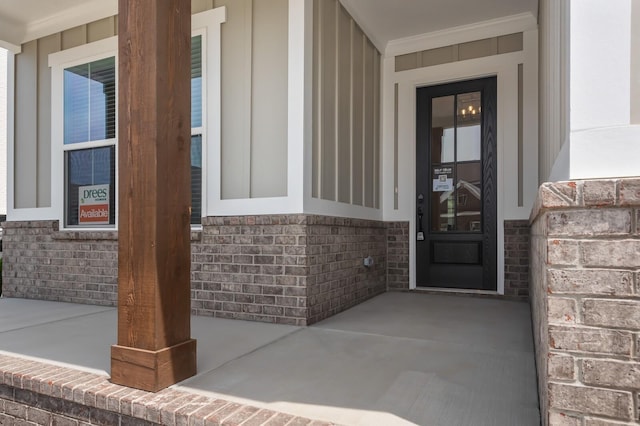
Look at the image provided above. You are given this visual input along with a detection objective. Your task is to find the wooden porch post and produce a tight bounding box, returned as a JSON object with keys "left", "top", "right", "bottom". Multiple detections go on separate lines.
{"left": 110, "top": 0, "right": 196, "bottom": 392}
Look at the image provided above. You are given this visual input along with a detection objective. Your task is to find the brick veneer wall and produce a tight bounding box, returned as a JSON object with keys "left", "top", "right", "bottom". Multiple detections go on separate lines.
{"left": 0, "top": 353, "right": 325, "bottom": 425}
{"left": 530, "top": 179, "right": 640, "bottom": 425}
{"left": 386, "top": 222, "right": 410, "bottom": 290}
{"left": 306, "top": 216, "right": 387, "bottom": 324}
{"left": 2, "top": 221, "right": 118, "bottom": 306}
{"left": 3, "top": 215, "right": 387, "bottom": 326}
{"left": 192, "top": 215, "right": 387, "bottom": 325}
{"left": 504, "top": 220, "right": 530, "bottom": 298}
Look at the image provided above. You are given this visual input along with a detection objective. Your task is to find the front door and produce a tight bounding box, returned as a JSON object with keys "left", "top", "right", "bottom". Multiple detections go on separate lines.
{"left": 416, "top": 77, "right": 497, "bottom": 290}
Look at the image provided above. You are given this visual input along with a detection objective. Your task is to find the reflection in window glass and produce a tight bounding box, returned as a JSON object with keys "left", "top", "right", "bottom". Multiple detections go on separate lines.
{"left": 431, "top": 95, "right": 454, "bottom": 163}
{"left": 64, "top": 57, "right": 116, "bottom": 145}
{"left": 456, "top": 162, "right": 482, "bottom": 232}
{"left": 456, "top": 125, "right": 481, "bottom": 161}
{"left": 456, "top": 91, "right": 481, "bottom": 162}
{"left": 191, "top": 35, "right": 202, "bottom": 128}
{"left": 65, "top": 146, "right": 116, "bottom": 226}
{"left": 191, "top": 135, "right": 202, "bottom": 225}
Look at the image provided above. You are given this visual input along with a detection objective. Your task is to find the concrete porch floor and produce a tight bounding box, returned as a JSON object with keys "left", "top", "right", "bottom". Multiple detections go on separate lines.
{"left": 0, "top": 292, "right": 540, "bottom": 425}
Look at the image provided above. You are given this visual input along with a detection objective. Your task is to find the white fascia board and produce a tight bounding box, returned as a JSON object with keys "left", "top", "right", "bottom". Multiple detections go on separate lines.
{"left": 385, "top": 12, "right": 537, "bottom": 58}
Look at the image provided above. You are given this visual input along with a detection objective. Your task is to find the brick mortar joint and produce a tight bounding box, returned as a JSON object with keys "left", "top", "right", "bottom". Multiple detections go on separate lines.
{"left": 0, "top": 354, "right": 325, "bottom": 425}
{"left": 531, "top": 178, "right": 640, "bottom": 224}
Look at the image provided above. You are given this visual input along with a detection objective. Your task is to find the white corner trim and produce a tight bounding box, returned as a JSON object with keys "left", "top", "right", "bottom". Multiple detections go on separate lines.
{"left": 195, "top": 6, "right": 226, "bottom": 219}
{"left": 385, "top": 12, "right": 537, "bottom": 57}
{"left": 287, "top": 0, "right": 309, "bottom": 212}
{"left": 23, "top": 0, "right": 118, "bottom": 44}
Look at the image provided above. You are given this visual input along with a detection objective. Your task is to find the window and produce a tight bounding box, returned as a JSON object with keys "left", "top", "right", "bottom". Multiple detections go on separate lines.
{"left": 60, "top": 36, "right": 204, "bottom": 227}
{"left": 63, "top": 57, "right": 116, "bottom": 227}
{"left": 51, "top": 7, "right": 225, "bottom": 230}
{"left": 190, "top": 35, "right": 203, "bottom": 225}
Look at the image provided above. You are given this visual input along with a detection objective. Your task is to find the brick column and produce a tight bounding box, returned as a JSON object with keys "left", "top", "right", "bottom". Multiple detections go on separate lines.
{"left": 530, "top": 179, "right": 640, "bottom": 425}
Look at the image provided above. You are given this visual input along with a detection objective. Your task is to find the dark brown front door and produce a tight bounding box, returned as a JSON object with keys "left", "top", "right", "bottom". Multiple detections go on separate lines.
{"left": 416, "top": 77, "right": 497, "bottom": 290}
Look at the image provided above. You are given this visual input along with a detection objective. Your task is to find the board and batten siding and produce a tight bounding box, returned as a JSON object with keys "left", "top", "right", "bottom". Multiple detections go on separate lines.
{"left": 0, "top": 48, "right": 6, "bottom": 215}
{"left": 11, "top": 0, "right": 289, "bottom": 209}
{"left": 312, "top": 0, "right": 381, "bottom": 209}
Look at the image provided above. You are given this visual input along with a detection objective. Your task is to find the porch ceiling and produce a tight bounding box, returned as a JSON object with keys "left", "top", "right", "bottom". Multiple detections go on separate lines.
{"left": 342, "top": 0, "right": 538, "bottom": 51}
{"left": 0, "top": 0, "right": 538, "bottom": 51}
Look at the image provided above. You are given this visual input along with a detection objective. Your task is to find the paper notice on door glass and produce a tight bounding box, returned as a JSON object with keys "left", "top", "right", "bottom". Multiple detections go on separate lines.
{"left": 432, "top": 167, "right": 453, "bottom": 192}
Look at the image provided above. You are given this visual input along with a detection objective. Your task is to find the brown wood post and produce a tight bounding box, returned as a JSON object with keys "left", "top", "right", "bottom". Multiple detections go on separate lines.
{"left": 111, "top": 0, "right": 196, "bottom": 392}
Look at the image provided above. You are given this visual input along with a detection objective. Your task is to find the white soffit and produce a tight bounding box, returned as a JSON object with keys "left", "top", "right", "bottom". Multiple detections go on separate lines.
{"left": 0, "top": 0, "right": 117, "bottom": 46}
{"left": 340, "top": 0, "right": 538, "bottom": 55}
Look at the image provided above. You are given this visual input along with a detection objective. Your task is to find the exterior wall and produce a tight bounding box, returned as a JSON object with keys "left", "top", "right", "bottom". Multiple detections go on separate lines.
{"left": 530, "top": 179, "right": 640, "bottom": 425}
{"left": 386, "top": 222, "right": 409, "bottom": 290}
{"left": 1, "top": 221, "right": 118, "bottom": 305}
{"left": 312, "top": 0, "right": 381, "bottom": 208}
{"left": 544, "top": 0, "right": 640, "bottom": 182}
{"left": 504, "top": 220, "right": 530, "bottom": 298}
{"left": 214, "top": 0, "right": 289, "bottom": 199}
{"left": 568, "top": 0, "right": 640, "bottom": 181}
{"left": 0, "top": 47, "right": 6, "bottom": 215}
{"left": 306, "top": 216, "right": 386, "bottom": 323}
{"left": 3, "top": 215, "right": 387, "bottom": 326}
{"left": 10, "top": 0, "right": 289, "bottom": 213}
{"left": 538, "top": 0, "right": 569, "bottom": 182}
{"left": 382, "top": 14, "right": 538, "bottom": 292}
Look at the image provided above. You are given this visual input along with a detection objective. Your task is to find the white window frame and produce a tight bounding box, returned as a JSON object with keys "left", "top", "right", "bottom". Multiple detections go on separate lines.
{"left": 49, "top": 7, "right": 225, "bottom": 231}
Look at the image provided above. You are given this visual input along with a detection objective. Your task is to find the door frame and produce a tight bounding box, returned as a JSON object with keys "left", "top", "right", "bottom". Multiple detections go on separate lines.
{"left": 408, "top": 72, "right": 504, "bottom": 294}
{"left": 380, "top": 21, "right": 539, "bottom": 297}
{"left": 415, "top": 77, "right": 497, "bottom": 290}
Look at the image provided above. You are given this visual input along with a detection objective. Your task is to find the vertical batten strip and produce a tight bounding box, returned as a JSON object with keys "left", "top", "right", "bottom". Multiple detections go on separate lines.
{"left": 334, "top": 0, "right": 340, "bottom": 201}
{"left": 312, "top": 0, "right": 320, "bottom": 198}
{"left": 361, "top": 34, "right": 366, "bottom": 206}
{"left": 349, "top": 19, "right": 354, "bottom": 204}
{"left": 337, "top": 5, "right": 352, "bottom": 204}
{"left": 320, "top": 0, "right": 336, "bottom": 201}
{"left": 351, "top": 25, "right": 363, "bottom": 206}
{"left": 517, "top": 63, "right": 524, "bottom": 207}
{"left": 394, "top": 83, "right": 398, "bottom": 210}
{"left": 373, "top": 50, "right": 380, "bottom": 209}
{"left": 244, "top": 0, "right": 253, "bottom": 197}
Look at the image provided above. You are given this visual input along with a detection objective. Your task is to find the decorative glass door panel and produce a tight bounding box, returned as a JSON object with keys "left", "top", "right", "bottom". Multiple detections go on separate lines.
{"left": 416, "top": 79, "right": 497, "bottom": 290}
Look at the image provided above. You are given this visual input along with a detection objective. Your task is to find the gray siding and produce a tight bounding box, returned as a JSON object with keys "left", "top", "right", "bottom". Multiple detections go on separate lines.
{"left": 0, "top": 48, "right": 6, "bottom": 214}
{"left": 215, "top": 0, "right": 289, "bottom": 199}
{"left": 13, "top": 19, "right": 116, "bottom": 209}
{"left": 312, "top": 0, "right": 381, "bottom": 208}
{"left": 14, "top": 40, "right": 39, "bottom": 208}
{"left": 12, "top": 0, "right": 290, "bottom": 207}
{"left": 250, "top": 0, "right": 288, "bottom": 198}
